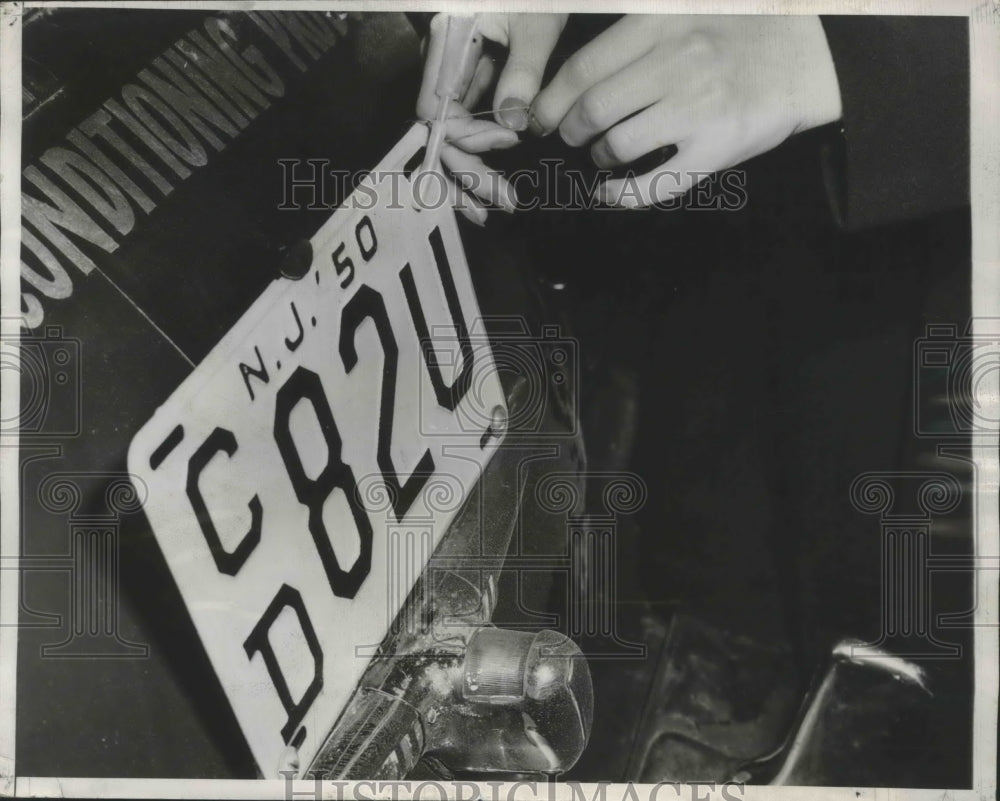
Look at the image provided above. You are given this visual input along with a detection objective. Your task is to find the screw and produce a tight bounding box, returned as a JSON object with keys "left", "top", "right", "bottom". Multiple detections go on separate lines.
{"left": 490, "top": 404, "right": 507, "bottom": 436}
{"left": 280, "top": 239, "right": 313, "bottom": 281}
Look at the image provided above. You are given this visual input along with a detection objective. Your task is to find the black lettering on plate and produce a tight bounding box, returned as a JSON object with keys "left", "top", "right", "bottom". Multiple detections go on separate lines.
{"left": 186, "top": 427, "right": 261, "bottom": 575}
{"left": 401, "top": 226, "right": 473, "bottom": 411}
{"left": 340, "top": 285, "right": 433, "bottom": 522}
{"left": 243, "top": 583, "right": 323, "bottom": 745}
{"left": 273, "top": 367, "right": 372, "bottom": 598}
{"left": 239, "top": 345, "right": 269, "bottom": 401}
{"left": 150, "top": 424, "right": 184, "bottom": 470}
{"left": 284, "top": 301, "right": 304, "bottom": 351}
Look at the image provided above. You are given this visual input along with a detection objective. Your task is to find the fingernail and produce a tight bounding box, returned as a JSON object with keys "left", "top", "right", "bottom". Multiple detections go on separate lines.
{"left": 498, "top": 97, "right": 529, "bottom": 131}
{"left": 591, "top": 139, "right": 610, "bottom": 169}
{"left": 593, "top": 183, "right": 614, "bottom": 207}
{"left": 594, "top": 185, "right": 633, "bottom": 209}
{"left": 527, "top": 112, "right": 548, "bottom": 137}
{"left": 499, "top": 183, "right": 519, "bottom": 214}
{"left": 492, "top": 134, "right": 522, "bottom": 150}
{"left": 460, "top": 202, "right": 488, "bottom": 227}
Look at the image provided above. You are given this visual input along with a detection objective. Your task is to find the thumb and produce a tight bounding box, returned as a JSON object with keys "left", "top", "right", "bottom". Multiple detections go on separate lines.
{"left": 492, "top": 14, "right": 566, "bottom": 131}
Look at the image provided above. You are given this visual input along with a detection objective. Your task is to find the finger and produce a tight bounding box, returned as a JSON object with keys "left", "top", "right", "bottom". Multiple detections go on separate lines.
{"left": 446, "top": 98, "right": 474, "bottom": 119}
{"left": 442, "top": 145, "right": 518, "bottom": 212}
{"left": 455, "top": 192, "right": 489, "bottom": 227}
{"left": 493, "top": 14, "right": 567, "bottom": 131}
{"left": 558, "top": 57, "right": 669, "bottom": 147}
{"left": 596, "top": 141, "right": 722, "bottom": 208}
{"left": 475, "top": 14, "right": 514, "bottom": 47}
{"left": 442, "top": 144, "right": 518, "bottom": 212}
{"left": 462, "top": 54, "right": 496, "bottom": 110}
{"left": 589, "top": 101, "right": 695, "bottom": 168}
{"left": 530, "top": 16, "right": 655, "bottom": 136}
{"left": 440, "top": 166, "right": 490, "bottom": 227}
{"left": 445, "top": 117, "right": 520, "bottom": 153}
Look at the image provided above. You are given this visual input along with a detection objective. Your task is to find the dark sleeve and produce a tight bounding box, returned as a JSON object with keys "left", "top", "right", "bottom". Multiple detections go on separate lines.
{"left": 818, "top": 16, "right": 969, "bottom": 230}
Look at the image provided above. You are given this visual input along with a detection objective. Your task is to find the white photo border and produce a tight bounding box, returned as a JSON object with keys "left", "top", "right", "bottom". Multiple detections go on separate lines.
{"left": 0, "top": 1, "right": 996, "bottom": 798}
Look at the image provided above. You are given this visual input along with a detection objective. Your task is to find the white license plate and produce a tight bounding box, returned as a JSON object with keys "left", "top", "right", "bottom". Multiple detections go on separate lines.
{"left": 127, "top": 124, "right": 506, "bottom": 777}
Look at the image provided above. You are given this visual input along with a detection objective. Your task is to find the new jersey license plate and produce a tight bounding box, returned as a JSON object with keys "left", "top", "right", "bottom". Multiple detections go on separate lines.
{"left": 127, "top": 124, "right": 506, "bottom": 776}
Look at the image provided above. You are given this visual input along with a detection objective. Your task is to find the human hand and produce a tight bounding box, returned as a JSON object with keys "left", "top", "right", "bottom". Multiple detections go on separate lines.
{"left": 417, "top": 14, "right": 567, "bottom": 131}
{"left": 413, "top": 14, "right": 567, "bottom": 223}
{"left": 527, "top": 15, "right": 843, "bottom": 207}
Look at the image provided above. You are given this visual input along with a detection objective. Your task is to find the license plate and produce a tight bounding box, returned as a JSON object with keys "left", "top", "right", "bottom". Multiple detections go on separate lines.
{"left": 127, "top": 124, "right": 506, "bottom": 777}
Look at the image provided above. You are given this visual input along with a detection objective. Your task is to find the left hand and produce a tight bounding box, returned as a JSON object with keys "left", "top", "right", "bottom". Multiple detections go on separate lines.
{"left": 528, "top": 15, "right": 843, "bottom": 207}
{"left": 412, "top": 13, "right": 566, "bottom": 224}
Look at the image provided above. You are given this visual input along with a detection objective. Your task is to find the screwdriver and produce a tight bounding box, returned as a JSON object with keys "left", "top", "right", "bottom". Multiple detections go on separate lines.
{"left": 420, "top": 14, "right": 482, "bottom": 177}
